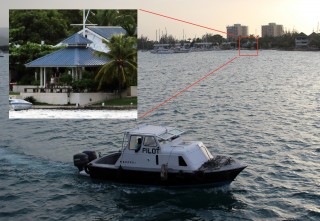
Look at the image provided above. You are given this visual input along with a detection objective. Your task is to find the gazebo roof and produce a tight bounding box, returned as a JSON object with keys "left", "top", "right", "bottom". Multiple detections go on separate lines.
{"left": 60, "top": 33, "right": 93, "bottom": 45}
{"left": 25, "top": 47, "right": 108, "bottom": 67}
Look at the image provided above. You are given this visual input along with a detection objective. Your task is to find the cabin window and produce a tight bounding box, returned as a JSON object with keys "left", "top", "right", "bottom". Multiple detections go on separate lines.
{"left": 143, "top": 136, "right": 157, "bottom": 147}
{"left": 179, "top": 156, "right": 187, "bottom": 166}
{"left": 129, "top": 135, "right": 143, "bottom": 151}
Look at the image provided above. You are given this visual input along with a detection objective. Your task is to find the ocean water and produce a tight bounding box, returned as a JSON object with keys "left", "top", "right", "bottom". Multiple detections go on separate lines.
{"left": 1, "top": 50, "right": 320, "bottom": 220}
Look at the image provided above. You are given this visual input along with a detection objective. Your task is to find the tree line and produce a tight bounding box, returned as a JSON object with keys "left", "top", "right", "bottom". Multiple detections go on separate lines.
{"left": 138, "top": 31, "right": 320, "bottom": 50}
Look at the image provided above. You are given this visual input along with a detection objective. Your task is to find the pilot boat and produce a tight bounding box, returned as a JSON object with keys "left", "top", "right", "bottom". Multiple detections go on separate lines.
{"left": 73, "top": 124, "right": 246, "bottom": 187}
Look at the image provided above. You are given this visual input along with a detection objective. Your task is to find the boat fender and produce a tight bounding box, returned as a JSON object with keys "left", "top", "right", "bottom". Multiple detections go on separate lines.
{"left": 160, "top": 164, "right": 168, "bottom": 181}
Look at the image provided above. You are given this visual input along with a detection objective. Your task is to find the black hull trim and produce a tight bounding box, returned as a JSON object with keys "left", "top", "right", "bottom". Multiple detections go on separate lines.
{"left": 86, "top": 166, "right": 246, "bottom": 187}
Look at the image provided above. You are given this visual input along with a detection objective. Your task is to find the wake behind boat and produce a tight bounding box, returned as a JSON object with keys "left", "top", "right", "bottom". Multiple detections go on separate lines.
{"left": 9, "top": 98, "right": 33, "bottom": 111}
{"left": 73, "top": 124, "right": 246, "bottom": 187}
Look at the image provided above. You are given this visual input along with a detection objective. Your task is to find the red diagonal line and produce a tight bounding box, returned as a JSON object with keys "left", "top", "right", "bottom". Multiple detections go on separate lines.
{"left": 139, "top": 9, "right": 235, "bottom": 37}
{"left": 139, "top": 56, "right": 239, "bottom": 119}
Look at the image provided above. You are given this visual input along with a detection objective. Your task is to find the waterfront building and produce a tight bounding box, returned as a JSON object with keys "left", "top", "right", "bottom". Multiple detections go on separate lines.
{"left": 261, "top": 23, "right": 284, "bottom": 37}
{"left": 226, "top": 24, "right": 248, "bottom": 41}
{"left": 308, "top": 32, "right": 320, "bottom": 49}
{"left": 295, "top": 32, "right": 309, "bottom": 48}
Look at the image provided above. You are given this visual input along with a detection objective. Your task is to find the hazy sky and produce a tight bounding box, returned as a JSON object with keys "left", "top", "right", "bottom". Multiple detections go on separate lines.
{"left": 1, "top": 0, "right": 320, "bottom": 39}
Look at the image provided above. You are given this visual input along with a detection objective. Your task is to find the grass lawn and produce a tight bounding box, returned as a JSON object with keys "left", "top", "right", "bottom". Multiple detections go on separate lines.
{"left": 9, "top": 92, "right": 20, "bottom": 96}
{"left": 101, "top": 97, "right": 137, "bottom": 106}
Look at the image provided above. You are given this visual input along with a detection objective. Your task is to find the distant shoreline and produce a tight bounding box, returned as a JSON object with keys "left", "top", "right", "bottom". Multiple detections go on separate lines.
{"left": 139, "top": 48, "right": 320, "bottom": 52}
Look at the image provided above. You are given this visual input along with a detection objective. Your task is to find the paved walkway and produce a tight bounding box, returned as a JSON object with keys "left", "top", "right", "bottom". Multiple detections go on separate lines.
{"left": 32, "top": 105, "right": 137, "bottom": 110}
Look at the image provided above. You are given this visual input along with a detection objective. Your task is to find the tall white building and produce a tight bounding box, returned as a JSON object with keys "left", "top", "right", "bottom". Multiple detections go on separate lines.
{"left": 226, "top": 24, "right": 248, "bottom": 41}
{"left": 261, "top": 23, "right": 284, "bottom": 37}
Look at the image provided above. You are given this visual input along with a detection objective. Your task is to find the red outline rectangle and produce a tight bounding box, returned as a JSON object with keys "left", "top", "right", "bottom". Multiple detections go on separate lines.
{"left": 238, "top": 36, "right": 259, "bottom": 56}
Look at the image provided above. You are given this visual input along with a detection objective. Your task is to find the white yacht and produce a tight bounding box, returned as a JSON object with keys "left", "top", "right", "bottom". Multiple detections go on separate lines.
{"left": 150, "top": 44, "right": 174, "bottom": 54}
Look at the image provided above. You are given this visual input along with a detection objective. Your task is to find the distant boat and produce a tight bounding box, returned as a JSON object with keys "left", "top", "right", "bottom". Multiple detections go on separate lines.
{"left": 173, "top": 45, "right": 190, "bottom": 53}
{"left": 0, "top": 50, "right": 4, "bottom": 57}
{"left": 151, "top": 44, "right": 174, "bottom": 54}
{"left": 9, "top": 98, "right": 32, "bottom": 111}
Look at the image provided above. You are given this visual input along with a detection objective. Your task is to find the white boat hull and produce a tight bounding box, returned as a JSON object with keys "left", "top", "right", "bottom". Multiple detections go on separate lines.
{"left": 9, "top": 99, "right": 33, "bottom": 111}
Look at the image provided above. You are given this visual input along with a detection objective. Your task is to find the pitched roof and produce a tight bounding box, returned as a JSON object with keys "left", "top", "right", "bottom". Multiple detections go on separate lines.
{"left": 25, "top": 47, "right": 108, "bottom": 67}
{"left": 309, "top": 32, "right": 320, "bottom": 38}
{"left": 297, "top": 32, "right": 308, "bottom": 37}
{"left": 88, "top": 26, "right": 126, "bottom": 40}
{"left": 60, "top": 33, "right": 92, "bottom": 45}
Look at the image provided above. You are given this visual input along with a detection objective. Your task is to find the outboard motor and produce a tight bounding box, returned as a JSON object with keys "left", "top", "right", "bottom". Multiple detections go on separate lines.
{"left": 73, "top": 153, "right": 89, "bottom": 172}
{"left": 73, "top": 151, "right": 97, "bottom": 172}
{"left": 82, "top": 151, "right": 97, "bottom": 162}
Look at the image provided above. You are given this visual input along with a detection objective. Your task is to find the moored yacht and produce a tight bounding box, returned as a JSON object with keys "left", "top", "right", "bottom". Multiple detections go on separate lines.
{"left": 73, "top": 124, "right": 246, "bottom": 187}
{"left": 150, "top": 44, "right": 174, "bottom": 54}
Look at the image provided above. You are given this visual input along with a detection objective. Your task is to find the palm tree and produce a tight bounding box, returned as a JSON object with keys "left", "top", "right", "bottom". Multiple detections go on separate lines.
{"left": 117, "top": 10, "right": 137, "bottom": 37}
{"left": 95, "top": 10, "right": 120, "bottom": 26}
{"left": 95, "top": 34, "right": 137, "bottom": 97}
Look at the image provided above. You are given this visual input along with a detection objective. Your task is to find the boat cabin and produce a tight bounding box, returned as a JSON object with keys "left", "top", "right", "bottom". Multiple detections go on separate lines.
{"left": 114, "top": 124, "right": 213, "bottom": 172}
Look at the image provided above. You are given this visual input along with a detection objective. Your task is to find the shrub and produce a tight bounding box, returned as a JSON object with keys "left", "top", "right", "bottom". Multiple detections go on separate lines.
{"left": 59, "top": 74, "right": 73, "bottom": 86}
{"left": 24, "top": 96, "right": 36, "bottom": 104}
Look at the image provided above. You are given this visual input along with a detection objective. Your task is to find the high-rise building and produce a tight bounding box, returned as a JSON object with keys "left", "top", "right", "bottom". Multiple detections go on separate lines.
{"left": 261, "top": 23, "right": 284, "bottom": 37}
{"left": 226, "top": 24, "right": 248, "bottom": 41}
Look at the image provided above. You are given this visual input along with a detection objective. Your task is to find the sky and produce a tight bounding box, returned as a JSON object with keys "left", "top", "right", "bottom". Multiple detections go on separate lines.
{"left": 1, "top": 0, "right": 320, "bottom": 40}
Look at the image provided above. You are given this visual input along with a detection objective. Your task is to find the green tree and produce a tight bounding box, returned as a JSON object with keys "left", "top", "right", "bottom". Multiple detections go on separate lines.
{"left": 59, "top": 73, "right": 73, "bottom": 86}
{"left": 95, "top": 10, "right": 137, "bottom": 37}
{"left": 117, "top": 10, "right": 137, "bottom": 37}
{"left": 9, "top": 42, "right": 63, "bottom": 84}
{"left": 159, "top": 34, "right": 176, "bottom": 45}
{"left": 9, "top": 10, "right": 69, "bottom": 45}
{"left": 58, "top": 10, "right": 83, "bottom": 35}
{"left": 95, "top": 10, "right": 120, "bottom": 26}
{"left": 137, "top": 36, "right": 155, "bottom": 50}
{"left": 95, "top": 35, "right": 137, "bottom": 97}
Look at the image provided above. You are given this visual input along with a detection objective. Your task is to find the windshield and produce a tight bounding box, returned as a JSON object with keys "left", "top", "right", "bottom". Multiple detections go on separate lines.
{"left": 157, "top": 128, "right": 184, "bottom": 141}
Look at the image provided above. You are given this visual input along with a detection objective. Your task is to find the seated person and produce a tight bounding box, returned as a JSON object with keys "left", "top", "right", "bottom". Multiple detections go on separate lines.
{"left": 134, "top": 138, "right": 142, "bottom": 152}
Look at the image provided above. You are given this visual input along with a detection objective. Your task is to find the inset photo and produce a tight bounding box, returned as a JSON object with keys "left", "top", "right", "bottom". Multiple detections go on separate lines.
{"left": 9, "top": 9, "right": 137, "bottom": 119}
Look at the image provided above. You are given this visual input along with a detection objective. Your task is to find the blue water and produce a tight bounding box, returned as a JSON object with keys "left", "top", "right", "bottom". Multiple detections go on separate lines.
{"left": 1, "top": 50, "right": 320, "bottom": 220}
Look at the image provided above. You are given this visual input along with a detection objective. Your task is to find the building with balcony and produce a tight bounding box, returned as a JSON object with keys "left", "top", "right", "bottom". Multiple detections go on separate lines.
{"left": 261, "top": 23, "right": 284, "bottom": 37}
{"left": 295, "top": 32, "right": 309, "bottom": 48}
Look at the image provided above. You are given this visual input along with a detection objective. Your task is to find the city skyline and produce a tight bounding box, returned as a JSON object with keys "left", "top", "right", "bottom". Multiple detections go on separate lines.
{"left": 1, "top": 0, "right": 319, "bottom": 40}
